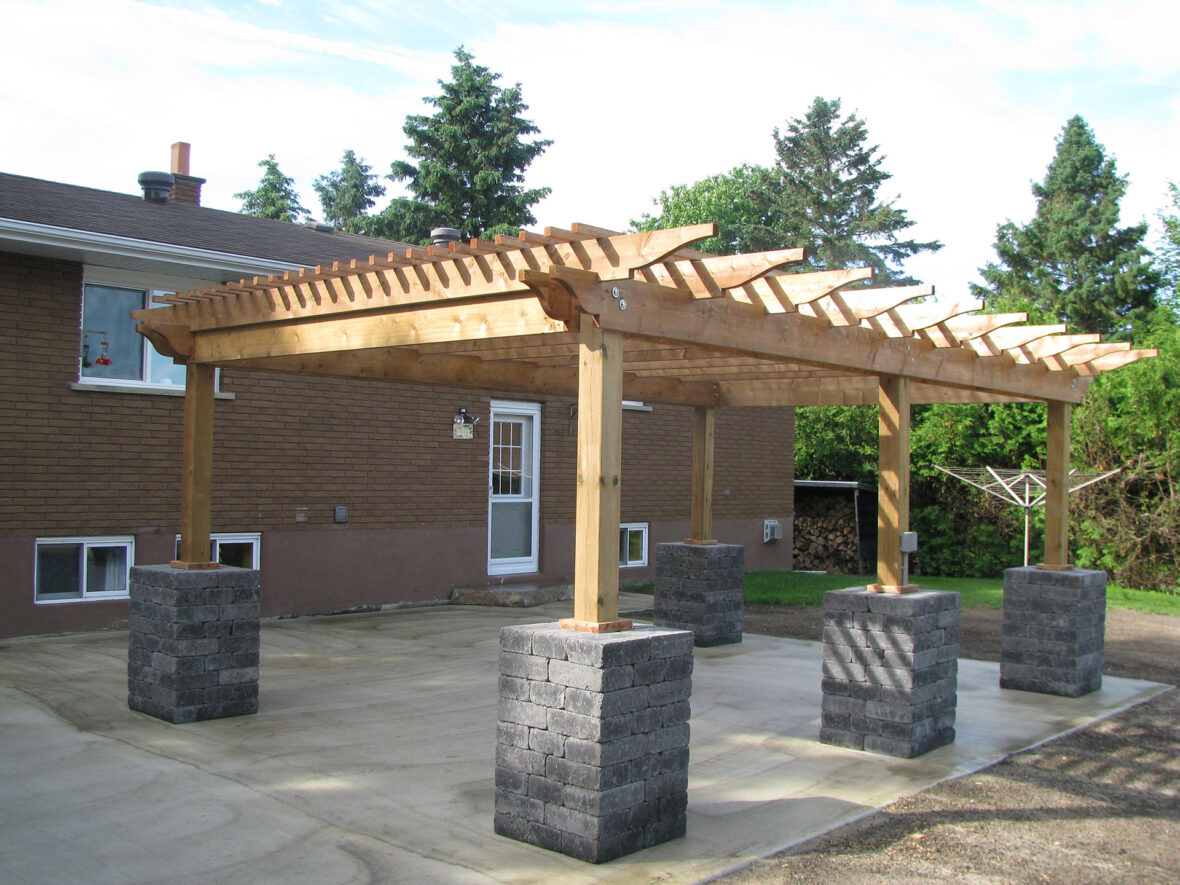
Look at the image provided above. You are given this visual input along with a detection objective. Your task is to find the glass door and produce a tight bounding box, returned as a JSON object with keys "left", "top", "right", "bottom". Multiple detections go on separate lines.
{"left": 488, "top": 401, "right": 541, "bottom": 575}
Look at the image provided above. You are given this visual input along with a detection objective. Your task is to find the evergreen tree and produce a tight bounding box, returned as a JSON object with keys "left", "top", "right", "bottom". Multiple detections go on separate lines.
{"left": 313, "top": 150, "right": 386, "bottom": 234}
{"left": 973, "top": 116, "right": 1159, "bottom": 339}
{"left": 380, "top": 47, "right": 552, "bottom": 243}
{"left": 1157, "top": 181, "right": 1180, "bottom": 311}
{"left": 758, "top": 97, "right": 941, "bottom": 281}
{"left": 632, "top": 165, "right": 775, "bottom": 255}
{"left": 235, "top": 155, "right": 308, "bottom": 222}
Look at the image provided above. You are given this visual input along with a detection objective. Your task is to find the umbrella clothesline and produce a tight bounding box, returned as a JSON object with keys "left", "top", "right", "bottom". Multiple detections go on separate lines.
{"left": 934, "top": 465, "right": 1121, "bottom": 566}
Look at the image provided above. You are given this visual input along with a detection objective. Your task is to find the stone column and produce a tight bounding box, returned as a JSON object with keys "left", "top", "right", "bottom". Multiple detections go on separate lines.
{"left": 494, "top": 623, "right": 693, "bottom": 863}
{"left": 653, "top": 542, "right": 744, "bottom": 646}
{"left": 1001, "top": 566, "right": 1106, "bottom": 697}
{"left": 820, "top": 588, "right": 959, "bottom": 758}
{"left": 128, "top": 564, "right": 260, "bottom": 723}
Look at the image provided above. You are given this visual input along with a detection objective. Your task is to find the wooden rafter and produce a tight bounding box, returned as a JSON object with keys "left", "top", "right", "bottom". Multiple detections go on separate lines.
{"left": 135, "top": 222, "right": 1156, "bottom": 409}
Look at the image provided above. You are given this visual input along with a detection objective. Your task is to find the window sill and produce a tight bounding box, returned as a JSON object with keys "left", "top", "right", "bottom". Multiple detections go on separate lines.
{"left": 71, "top": 382, "right": 235, "bottom": 400}
{"left": 35, "top": 594, "right": 130, "bottom": 605}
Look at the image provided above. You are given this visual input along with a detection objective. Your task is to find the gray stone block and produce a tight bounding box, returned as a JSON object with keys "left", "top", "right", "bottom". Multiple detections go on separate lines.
{"left": 653, "top": 543, "right": 744, "bottom": 647}
{"left": 1001, "top": 568, "right": 1106, "bottom": 697}
{"left": 495, "top": 623, "right": 693, "bottom": 863}
{"left": 127, "top": 566, "right": 260, "bottom": 724}
{"left": 821, "top": 587, "right": 958, "bottom": 758}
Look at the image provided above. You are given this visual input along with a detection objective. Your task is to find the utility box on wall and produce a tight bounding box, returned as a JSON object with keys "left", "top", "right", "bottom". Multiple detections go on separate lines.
{"left": 763, "top": 519, "right": 782, "bottom": 543}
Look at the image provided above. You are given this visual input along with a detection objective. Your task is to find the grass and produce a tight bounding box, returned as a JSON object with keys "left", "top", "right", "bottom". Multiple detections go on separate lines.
{"left": 743, "top": 570, "right": 1180, "bottom": 616}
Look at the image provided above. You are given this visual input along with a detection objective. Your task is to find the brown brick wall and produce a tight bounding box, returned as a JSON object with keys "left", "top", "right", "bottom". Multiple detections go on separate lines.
{"left": 1, "top": 250, "right": 794, "bottom": 634}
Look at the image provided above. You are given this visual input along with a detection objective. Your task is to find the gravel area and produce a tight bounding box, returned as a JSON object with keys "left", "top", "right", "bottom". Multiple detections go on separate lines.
{"left": 715, "top": 603, "right": 1180, "bottom": 884}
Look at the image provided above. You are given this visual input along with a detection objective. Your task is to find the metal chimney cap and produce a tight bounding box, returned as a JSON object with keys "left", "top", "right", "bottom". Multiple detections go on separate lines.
{"left": 430, "top": 226, "right": 462, "bottom": 246}
{"left": 138, "top": 171, "right": 174, "bottom": 203}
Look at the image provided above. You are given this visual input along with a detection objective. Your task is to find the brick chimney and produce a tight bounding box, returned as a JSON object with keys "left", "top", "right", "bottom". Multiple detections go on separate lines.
{"left": 168, "top": 142, "right": 206, "bottom": 206}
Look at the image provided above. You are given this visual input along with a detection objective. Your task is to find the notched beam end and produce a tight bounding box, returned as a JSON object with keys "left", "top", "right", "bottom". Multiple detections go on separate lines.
{"left": 136, "top": 322, "right": 194, "bottom": 363}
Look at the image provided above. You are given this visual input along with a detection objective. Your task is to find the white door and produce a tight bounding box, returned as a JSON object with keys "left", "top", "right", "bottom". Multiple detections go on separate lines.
{"left": 488, "top": 401, "right": 541, "bottom": 575}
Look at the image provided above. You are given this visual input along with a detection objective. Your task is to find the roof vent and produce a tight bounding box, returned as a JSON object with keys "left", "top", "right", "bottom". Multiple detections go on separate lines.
{"left": 303, "top": 219, "right": 335, "bottom": 232}
{"left": 138, "top": 171, "right": 175, "bottom": 203}
{"left": 431, "top": 226, "right": 462, "bottom": 247}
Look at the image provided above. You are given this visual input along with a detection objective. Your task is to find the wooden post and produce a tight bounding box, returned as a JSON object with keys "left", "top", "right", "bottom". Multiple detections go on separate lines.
{"left": 1039, "top": 400, "right": 1072, "bottom": 570}
{"left": 561, "top": 323, "right": 631, "bottom": 632}
{"left": 172, "top": 363, "right": 218, "bottom": 569}
{"left": 688, "top": 405, "right": 716, "bottom": 544}
{"left": 871, "top": 375, "right": 917, "bottom": 592}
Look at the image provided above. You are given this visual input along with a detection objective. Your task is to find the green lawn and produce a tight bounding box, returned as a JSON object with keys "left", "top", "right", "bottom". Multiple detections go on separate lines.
{"left": 742, "top": 571, "right": 1180, "bottom": 616}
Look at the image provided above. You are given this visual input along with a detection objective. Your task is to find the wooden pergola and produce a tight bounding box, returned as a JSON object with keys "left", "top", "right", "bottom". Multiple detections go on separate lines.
{"left": 134, "top": 223, "right": 1155, "bottom": 631}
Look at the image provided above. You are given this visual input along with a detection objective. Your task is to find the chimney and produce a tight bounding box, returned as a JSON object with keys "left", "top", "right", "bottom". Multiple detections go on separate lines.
{"left": 167, "top": 141, "right": 205, "bottom": 206}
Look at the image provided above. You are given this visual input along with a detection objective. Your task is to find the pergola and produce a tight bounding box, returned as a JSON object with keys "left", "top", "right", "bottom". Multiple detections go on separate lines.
{"left": 134, "top": 222, "right": 1155, "bottom": 630}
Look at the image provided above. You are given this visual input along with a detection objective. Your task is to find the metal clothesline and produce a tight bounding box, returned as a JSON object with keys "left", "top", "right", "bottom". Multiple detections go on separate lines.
{"left": 934, "top": 465, "right": 1121, "bottom": 567}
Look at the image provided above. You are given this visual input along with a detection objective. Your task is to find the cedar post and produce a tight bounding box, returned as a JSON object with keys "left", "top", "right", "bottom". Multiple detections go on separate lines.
{"left": 562, "top": 323, "right": 630, "bottom": 632}
{"left": 688, "top": 405, "right": 716, "bottom": 544}
{"left": 173, "top": 363, "right": 217, "bottom": 569}
{"left": 871, "top": 375, "right": 916, "bottom": 592}
{"left": 1040, "top": 400, "right": 1072, "bottom": 569}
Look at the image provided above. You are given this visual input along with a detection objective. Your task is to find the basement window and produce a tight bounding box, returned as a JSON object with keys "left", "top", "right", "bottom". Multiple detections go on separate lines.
{"left": 619, "top": 523, "right": 649, "bottom": 567}
{"left": 174, "top": 533, "right": 261, "bottom": 569}
{"left": 35, "top": 537, "right": 133, "bottom": 603}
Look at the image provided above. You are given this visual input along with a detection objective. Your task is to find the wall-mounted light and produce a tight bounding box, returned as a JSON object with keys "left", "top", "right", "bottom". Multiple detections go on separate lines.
{"left": 453, "top": 407, "right": 479, "bottom": 439}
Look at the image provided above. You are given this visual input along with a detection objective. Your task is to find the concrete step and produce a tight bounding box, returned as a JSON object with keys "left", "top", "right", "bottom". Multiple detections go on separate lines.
{"left": 450, "top": 581, "right": 573, "bottom": 608}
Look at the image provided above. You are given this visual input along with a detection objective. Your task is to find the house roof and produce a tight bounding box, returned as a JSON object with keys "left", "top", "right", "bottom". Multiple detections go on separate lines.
{"left": 0, "top": 172, "right": 411, "bottom": 277}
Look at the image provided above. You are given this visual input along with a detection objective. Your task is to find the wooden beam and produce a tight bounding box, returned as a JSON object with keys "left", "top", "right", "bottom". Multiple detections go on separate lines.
{"left": 556, "top": 272, "right": 1091, "bottom": 403}
{"left": 716, "top": 376, "right": 1039, "bottom": 406}
{"left": 563, "top": 323, "right": 631, "bottom": 633}
{"left": 866, "top": 299, "right": 982, "bottom": 337}
{"left": 192, "top": 297, "right": 567, "bottom": 363}
{"left": 136, "top": 224, "right": 720, "bottom": 335}
{"left": 227, "top": 348, "right": 719, "bottom": 406}
{"left": 689, "top": 406, "right": 716, "bottom": 543}
{"left": 1040, "top": 400, "right": 1072, "bottom": 569}
{"left": 174, "top": 363, "right": 217, "bottom": 569}
{"left": 1075, "top": 348, "right": 1158, "bottom": 375}
{"left": 643, "top": 249, "right": 806, "bottom": 298}
{"left": 872, "top": 375, "right": 916, "bottom": 592}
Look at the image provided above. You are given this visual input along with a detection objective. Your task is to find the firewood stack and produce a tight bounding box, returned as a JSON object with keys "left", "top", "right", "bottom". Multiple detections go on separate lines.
{"left": 793, "top": 494, "right": 859, "bottom": 574}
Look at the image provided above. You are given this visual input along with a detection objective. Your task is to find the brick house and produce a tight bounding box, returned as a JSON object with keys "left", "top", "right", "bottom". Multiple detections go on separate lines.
{"left": 0, "top": 147, "right": 794, "bottom": 639}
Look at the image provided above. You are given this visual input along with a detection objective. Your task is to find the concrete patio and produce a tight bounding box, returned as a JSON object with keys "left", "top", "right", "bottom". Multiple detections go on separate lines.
{"left": 0, "top": 592, "right": 1166, "bottom": 885}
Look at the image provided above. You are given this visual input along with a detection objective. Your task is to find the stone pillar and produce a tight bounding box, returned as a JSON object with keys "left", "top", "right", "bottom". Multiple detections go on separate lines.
{"left": 653, "top": 542, "right": 744, "bottom": 646}
{"left": 494, "top": 623, "right": 693, "bottom": 864}
{"left": 128, "top": 564, "right": 260, "bottom": 723}
{"left": 820, "top": 588, "right": 959, "bottom": 758}
{"left": 1001, "top": 566, "right": 1106, "bottom": 697}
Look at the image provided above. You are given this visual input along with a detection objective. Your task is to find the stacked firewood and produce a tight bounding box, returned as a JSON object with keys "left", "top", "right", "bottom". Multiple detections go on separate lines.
{"left": 793, "top": 495, "right": 859, "bottom": 573}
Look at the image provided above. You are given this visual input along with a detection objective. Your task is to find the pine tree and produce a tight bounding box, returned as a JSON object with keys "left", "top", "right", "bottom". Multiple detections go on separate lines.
{"left": 381, "top": 47, "right": 552, "bottom": 243}
{"left": 235, "top": 155, "right": 308, "bottom": 222}
{"left": 313, "top": 150, "right": 386, "bottom": 234}
{"left": 759, "top": 97, "right": 941, "bottom": 281}
{"left": 1157, "top": 181, "right": 1180, "bottom": 311}
{"left": 973, "top": 116, "right": 1159, "bottom": 339}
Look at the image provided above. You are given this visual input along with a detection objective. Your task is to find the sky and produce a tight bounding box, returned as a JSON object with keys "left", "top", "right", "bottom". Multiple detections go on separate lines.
{"left": 3, "top": 0, "right": 1178, "bottom": 297}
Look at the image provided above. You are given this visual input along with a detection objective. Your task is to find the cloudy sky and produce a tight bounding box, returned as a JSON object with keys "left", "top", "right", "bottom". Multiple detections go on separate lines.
{"left": 3, "top": 0, "right": 1177, "bottom": 297}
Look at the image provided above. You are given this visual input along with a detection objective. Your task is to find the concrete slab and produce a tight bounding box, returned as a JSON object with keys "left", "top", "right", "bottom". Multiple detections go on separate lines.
{"left": 0, "top": 593, "right": 1166, "bottom": 885}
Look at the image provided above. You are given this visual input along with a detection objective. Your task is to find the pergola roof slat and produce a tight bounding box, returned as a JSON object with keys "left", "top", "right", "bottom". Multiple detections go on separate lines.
{"left": 133, "top": 221, "right": 1154, "bottom": 409}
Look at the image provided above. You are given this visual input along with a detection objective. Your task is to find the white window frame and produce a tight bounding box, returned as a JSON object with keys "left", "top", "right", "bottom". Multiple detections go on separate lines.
{"left": 34, "top": 536, "right": 134, "bottom": 604}
{"left": 619, "top": 522, "right": 649, "bottom": 568}
{"left": 78, "top": 268, "right": 221, "bottom": 393}
{"left": 487, "top": 400, "right": 542, "bottom": 576}
{"left": 174, "top": 532, "right": 261, "bottom": 569}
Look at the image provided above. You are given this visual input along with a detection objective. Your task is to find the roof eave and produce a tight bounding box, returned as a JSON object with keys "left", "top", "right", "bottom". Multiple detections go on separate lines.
{"left": 0, "top": 216, "right": 307, "bottom": 280}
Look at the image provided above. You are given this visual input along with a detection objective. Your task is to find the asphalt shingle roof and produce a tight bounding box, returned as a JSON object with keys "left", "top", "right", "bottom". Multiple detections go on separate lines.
{"left": 0, "top": 172, "right": 412, "bottom": 267}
